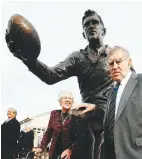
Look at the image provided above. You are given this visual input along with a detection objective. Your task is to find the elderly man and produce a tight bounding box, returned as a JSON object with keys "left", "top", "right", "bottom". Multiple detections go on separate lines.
{"left": 34, "top": 91, "right": 76, "bottom": 159}
{"left": 1, "top": 107, "right": 20, "bottom": 159}
{"left": 102, "top": 46, "right": 142, "bottom": 159}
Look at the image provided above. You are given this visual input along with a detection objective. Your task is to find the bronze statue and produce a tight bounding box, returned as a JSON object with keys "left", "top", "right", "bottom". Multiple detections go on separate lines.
{"left": 5, "top": 10, "right": 113, "bottom": 159}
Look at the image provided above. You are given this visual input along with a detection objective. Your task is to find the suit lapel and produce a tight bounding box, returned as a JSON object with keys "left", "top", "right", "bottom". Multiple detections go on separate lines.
{"left": 115, "top": 73, "right": 138, "bottom": 121}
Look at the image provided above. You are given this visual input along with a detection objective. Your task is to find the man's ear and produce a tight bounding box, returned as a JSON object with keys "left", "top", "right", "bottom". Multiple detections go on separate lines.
{"left": 128, "top": 58, "right": 132, "bottom": 67}
{"left": 82, "top": 32, "right": 86, "bottom": 39}
{"left": 102, "top": 28, "right": 106, "bottom": 36}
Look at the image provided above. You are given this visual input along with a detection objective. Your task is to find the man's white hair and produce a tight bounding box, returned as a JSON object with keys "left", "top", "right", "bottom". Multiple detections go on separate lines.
{"left": 8, "top": 107, "right": 17, "bottom": 115}
{"left": 58, "top": 91, "right": 74, "bottom": 102}
{"left": 108, "top": 46, "right": 130, "bottom": 59}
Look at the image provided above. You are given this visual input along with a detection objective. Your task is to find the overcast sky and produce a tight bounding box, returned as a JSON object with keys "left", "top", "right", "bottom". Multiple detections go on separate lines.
{"left": 1, "top": 1, "right": 142, "bottom": 122}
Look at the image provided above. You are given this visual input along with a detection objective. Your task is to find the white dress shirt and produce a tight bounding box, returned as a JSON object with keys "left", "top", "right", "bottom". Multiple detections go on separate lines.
{"left": 4, "top": 118, "right": 13, "bottom": 123}
{"left": 115, "top": 71, "right": 132, "bottom": 117}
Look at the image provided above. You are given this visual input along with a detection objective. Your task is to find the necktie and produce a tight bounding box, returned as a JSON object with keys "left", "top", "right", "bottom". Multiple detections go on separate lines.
{"left": 106, "top": 82, "right": 120, "bottom": 137}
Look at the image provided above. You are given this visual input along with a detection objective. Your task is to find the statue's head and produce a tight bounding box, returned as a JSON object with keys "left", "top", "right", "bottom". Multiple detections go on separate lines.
{"left": 82, "top": 9, "right": 106, "bottom": 43}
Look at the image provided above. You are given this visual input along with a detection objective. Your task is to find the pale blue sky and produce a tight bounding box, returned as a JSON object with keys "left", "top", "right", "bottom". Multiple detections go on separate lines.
{"left": 1, "top": 1, "right": 142, "bottom": 122}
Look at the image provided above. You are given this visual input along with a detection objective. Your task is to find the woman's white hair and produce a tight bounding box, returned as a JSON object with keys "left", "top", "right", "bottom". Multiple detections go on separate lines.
{"left": 58, "top": 91, "right": 74, "bottom": 102}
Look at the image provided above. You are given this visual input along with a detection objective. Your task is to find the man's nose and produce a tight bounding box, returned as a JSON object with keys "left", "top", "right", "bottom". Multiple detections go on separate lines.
{"left": 113, "top": 62, "right": 118, "bottom": 69}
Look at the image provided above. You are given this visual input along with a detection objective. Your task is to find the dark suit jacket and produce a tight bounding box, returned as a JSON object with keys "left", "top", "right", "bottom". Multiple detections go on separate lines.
{"left": 18, "top": 130, "right": 34, "bottom": 155}
{"left": 1, "top": 118, "right": 20, "bottom": 155}
{"left": 103, "top": 73, "right": 142, "bottom": 159}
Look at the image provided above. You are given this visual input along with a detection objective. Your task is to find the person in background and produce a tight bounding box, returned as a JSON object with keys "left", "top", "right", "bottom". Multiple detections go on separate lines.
{"left": 18, "top": 126, "right": 34, "bottom": 157}
{"left": 1, "top": 107, "right": 20, "bottom": 159}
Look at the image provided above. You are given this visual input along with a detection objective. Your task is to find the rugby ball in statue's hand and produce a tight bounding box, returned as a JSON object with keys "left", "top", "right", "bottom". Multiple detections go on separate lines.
{"left": 5, "top": 14, "right": 41, "bottom": 61}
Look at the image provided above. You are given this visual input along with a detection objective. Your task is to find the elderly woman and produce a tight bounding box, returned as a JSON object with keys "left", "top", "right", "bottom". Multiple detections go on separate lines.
{"left": 34, "top": 91, "right": 76, "bottom": 159}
